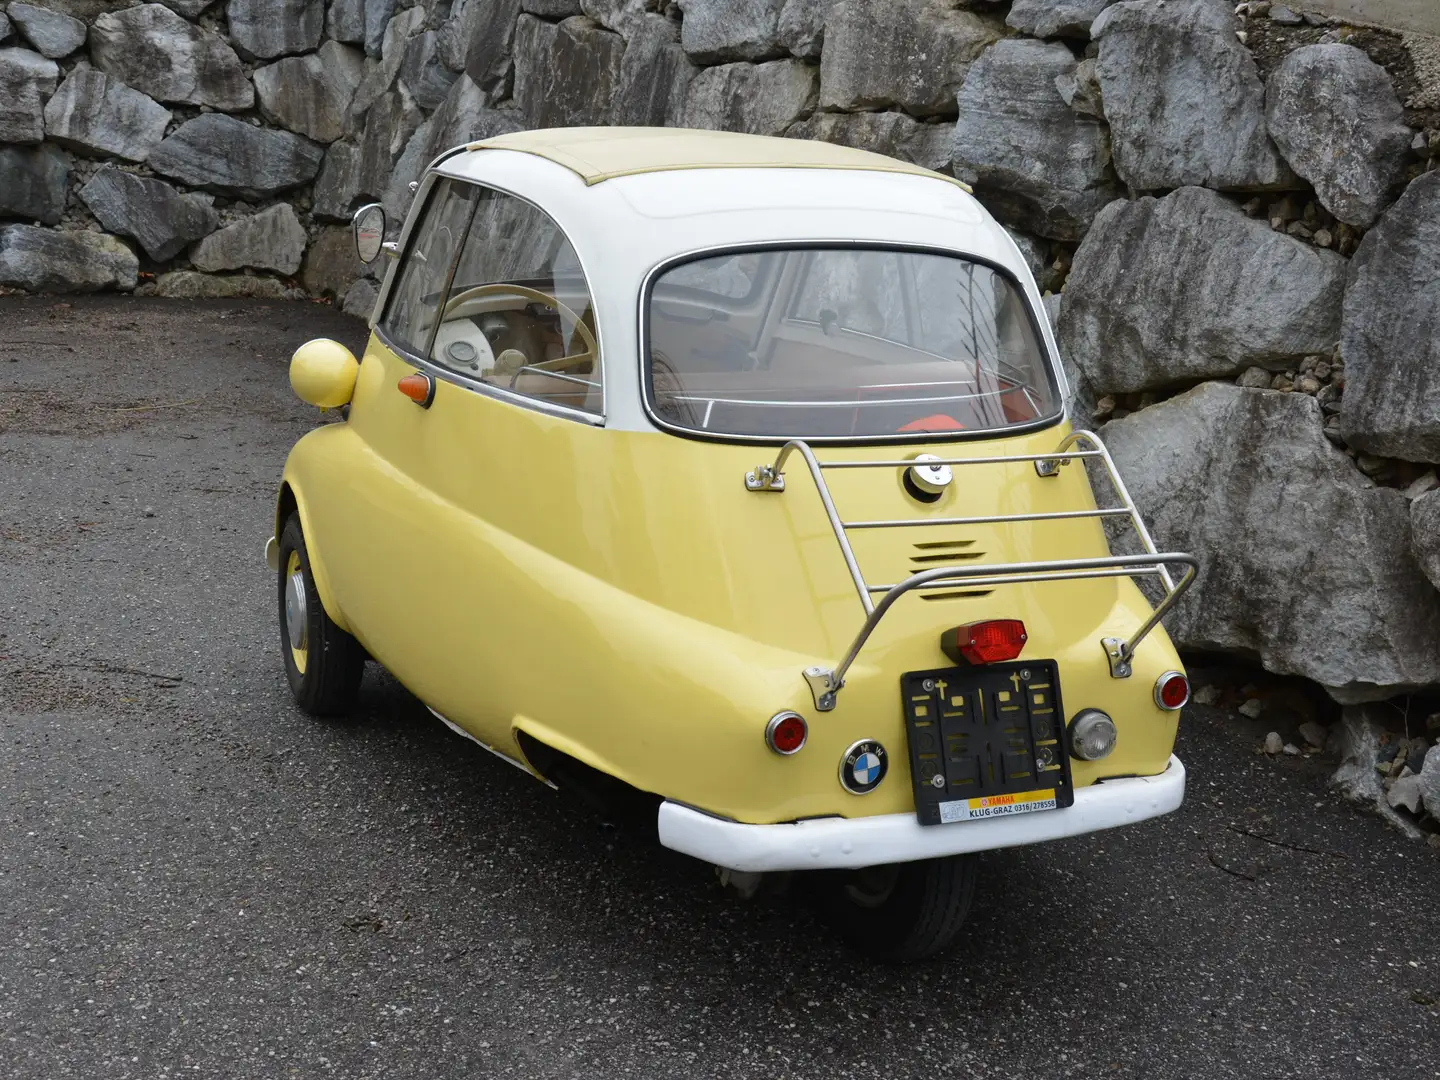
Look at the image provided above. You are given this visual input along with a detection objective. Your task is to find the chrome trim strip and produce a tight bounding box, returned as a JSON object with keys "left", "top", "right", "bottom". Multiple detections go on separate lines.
{"left": 428, "top": 707, "right": 559, "bottom": 789}
{"left": 844, "top": 507, "right": 1134, "bottom": 530}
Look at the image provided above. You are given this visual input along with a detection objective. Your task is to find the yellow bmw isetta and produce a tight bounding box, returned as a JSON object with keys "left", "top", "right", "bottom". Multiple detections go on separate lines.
{"left": 267, "top": 127, "right": 1197, "bottom": 960}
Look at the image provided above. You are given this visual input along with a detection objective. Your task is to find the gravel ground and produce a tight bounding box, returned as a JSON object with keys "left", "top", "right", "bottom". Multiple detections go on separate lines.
{"left": 2, "top": 296, "right": 1439, "bottom": 1080}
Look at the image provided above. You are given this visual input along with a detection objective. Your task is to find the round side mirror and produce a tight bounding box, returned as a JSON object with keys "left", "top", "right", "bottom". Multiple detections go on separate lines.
{"left": 290, "top": 338, "right": 359, "bottom": 409}
{"left": 352, "top": 203, "right": 385, "bottom": 264}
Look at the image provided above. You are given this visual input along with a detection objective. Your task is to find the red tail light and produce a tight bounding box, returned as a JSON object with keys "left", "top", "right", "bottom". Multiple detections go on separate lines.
{"left": 942, "top": 620, "right": 1028, "bottom": 665}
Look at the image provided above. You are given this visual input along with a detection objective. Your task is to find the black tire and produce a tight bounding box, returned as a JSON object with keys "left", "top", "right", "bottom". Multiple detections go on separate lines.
{"left": 812, "top": 854, "right": 979, "bottom": 962}
{"left": 277, "top": 513, "right": 365, "bottom": 716}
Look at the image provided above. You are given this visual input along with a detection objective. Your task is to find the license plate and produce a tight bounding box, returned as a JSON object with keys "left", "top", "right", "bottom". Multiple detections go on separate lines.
{"left": 938, "top": 788, "right": 1058, "bottom": 824}
{"left": 900, "top": 660, "right": 1075, "bottom": 826}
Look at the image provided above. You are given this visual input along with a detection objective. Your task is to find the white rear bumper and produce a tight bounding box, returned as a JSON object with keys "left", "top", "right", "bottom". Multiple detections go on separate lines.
{"left": 657, "top": 754, "right": 1186, "bottom": 872}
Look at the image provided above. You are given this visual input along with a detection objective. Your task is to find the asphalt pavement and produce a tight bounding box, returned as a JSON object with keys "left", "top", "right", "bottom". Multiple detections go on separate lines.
{"left": 2, "top": 296, "right": 1438, "bottom": 1080}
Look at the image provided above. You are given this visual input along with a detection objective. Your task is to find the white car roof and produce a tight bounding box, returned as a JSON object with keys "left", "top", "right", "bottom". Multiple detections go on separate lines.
{"left": 383, "top": 128, "right": 1062, "bottom": 432}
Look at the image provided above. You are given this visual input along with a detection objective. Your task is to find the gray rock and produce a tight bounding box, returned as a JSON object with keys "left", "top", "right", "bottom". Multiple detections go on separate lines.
{"left": 356, "top": 86, "right": 424, "bottom": 203}
{"left": 380, "top": 120, "right": 433, "bottom": 225}
{"left": 1269, "top": 3, "right": 1301, "bottom": 24}
{"left": 579, "top": 0, "right": 648, "bottom": 35}
{"left": 610, "top": 14, "right": 698, "bottom": 126}
{"left": 1338, "top": 172, "right": 1440, "bottom": 462}
{"left": 227, "top": 0, "right": 324, "bottom": 59}
{"left": 820, "top": 0, "right": 1002, "bottom": 118}
{"left": 400, "top": 29, "right": 459, "bottom": 111}
{"left": 1006, "top": 0, "right": 1117, "bottom": 38}
{"left": 312, "top": 139, "right": 363, "bottom": 221}
{"left": 787, "top": 111, "right": 954, "bottom": 172}
{"left": 523, "top": 0, "right": 583, "bottom": 15}
{"left": 1420, "top": 743, "right": 1440, "bottom": 817}
{"left": 1236, "top": 365, "right": 1273, "bottom": 389}
{"left": 683, "top": 58, "right": 817, "bottom": 136}
{"left": 1055, "top": 307, "right": 1099, "bottom": 428}
{"left": 190, "top": 204, "right": 307, "bottom": 275}
{"left": 1006, "top": 227, "right": 1048, "bottom": 284}
{"left": 7, "top": 2, "right": 87, "bottom": 58}
{"left": 148, "top": 114, "right": 325, "bottom": 198}
{"left": 153, "top": 270, "right": 288, "bottom": 298}
{"left": 1299, "top": 720, "right": 1329, "bottom": 749}
{"left": 1266, "top": 44, "right": 1413, "bottom": 229}
{"left": 0, "top": 12, "right": 12, "bottom": 43}
{"left": 347, "top": 4, "right": 426, "bottom": 127}
{"left": 1061, "top": 187, "right": 1345, "bottom": 394}
{"left": 776, "top": 0, "right": 834, "bottom": 58}
{"left": 1054, "top": 56, "right": 1103, "bottom": 119}
{"left": 0, "top": 47, "right": 59, "bottom": 143}
{"left": 953, "top": 38, "right": 1122, "bottom": 242}
{"left": 78, "top": 167, "right": 217, "bottom": 261}
{"left": 342, "top": 276, "right": 379, "bottom": 318}
{"left": 1263, "top": 731, "right": 1284, "bottom": 755}
{"left": 679, "top": 0, "right": 784, "bottom": 63}
{"left": 1410, "top": 488, "right": 1440, "bottom": 591}
{"left": 0, "top": 143, "right": 72, "bottom": 225}
{"left": 1091, "top": 0, "right": 1293, "bottom": 191}
{"left": 1332, "top": 705, "right": 1424, "bottom": 835}
{"left": 300, "top": 225, "right": 365, "bottom": 299}
{"left": 458, "top": 0, "right": 523, "bottom": 95}
{"left": 422, "top": 71, "right": 526, "bottom": 160}
{"left": 1102, "top": 383, "right": 1440, "bottom": 703}
{"left": 254, "top": 41, "right": 365, "bottom": 144}
{"left": 514, "top": 15, "right": 625, "bottom": 128}
{"left": 91, "top": 4, "right": 253, "bottom": 111}
{"left": 1388, "top": 772, "right": 1423, "bottom": 813}
{"left": 44, "top": 67, "right": 173, "bottom": 162}
{"left": 0, "top": 224, "right": 137, "bottom": 292}
{"left": 327, "top": 0, "right": 391, "bottom": 50}
{"left": 156, "top": 0, "right": 218, "bottom": 15}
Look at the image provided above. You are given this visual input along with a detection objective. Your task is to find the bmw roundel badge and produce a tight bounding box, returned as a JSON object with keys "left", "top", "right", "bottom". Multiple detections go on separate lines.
{"left": 840, "top": 740, "right": 888, "bottom": 795}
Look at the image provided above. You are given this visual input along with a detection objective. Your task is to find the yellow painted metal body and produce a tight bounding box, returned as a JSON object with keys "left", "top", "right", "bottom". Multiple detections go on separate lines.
{"left": 280, "top": 334, "right": 1184, "bottom": 826}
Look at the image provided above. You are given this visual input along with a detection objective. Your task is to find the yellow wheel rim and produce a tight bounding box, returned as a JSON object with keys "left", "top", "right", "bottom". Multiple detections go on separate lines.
{"left": 284, "top": 549, "right": 308, "bottom": 675}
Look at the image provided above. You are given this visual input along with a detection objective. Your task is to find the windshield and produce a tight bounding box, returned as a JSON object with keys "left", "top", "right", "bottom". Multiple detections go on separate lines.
{"left": 646, "top": 248, "right": 1058, "bottom": 439}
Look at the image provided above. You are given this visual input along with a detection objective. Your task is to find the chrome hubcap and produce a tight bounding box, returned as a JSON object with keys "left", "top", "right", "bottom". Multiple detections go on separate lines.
{"left": 844, "top": 864, "right": 900, "bottom": 909}
{"left": 285, "top": 569, "right": 308, "bottom": 651}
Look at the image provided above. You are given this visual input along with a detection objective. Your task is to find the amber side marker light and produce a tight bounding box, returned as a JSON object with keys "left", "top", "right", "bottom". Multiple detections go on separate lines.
{"left": 397, "top": 372, "right": 435, "bottom": 408}
{"left": 765, "top": 712, "right": 808, "bottom": 755}
{"left": 941, "top": 619, "right": 1028, "bottom": 666}
{"left": 1155, "top": 671, "right": 1190, "bottom": 711}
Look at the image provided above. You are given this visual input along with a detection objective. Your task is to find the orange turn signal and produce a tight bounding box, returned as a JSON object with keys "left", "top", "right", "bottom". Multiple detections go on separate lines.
{"left": 397, "top": 372, "right": 435, "bottom": 408}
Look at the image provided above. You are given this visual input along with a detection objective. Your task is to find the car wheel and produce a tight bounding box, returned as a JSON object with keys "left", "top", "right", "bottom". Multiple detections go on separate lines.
{"left": 278, "top": 513, "right": 365, "bottom": 716}
{"left": 812, "top": 854, "right": 978, "bottom": 962}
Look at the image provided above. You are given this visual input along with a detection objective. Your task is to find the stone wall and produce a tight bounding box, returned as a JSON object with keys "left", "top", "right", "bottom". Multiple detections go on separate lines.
{"left": 4, "top": 0, "right": 1440, "bottom": 708}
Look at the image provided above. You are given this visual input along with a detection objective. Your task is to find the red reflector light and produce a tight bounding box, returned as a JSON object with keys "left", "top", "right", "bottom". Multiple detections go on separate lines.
{"left": 942, "top": 619, "right": 1027, "bottom": 665}
{"left": 1155, "top": 671, "right": 1190, "bottom": 711}
{"left": 765, "top": 712, "right": 808, "bottom": 755}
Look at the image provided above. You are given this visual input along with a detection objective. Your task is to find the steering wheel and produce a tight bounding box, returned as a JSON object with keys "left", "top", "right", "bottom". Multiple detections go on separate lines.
{"left": 441, "top": 283, "right": 597, "bottom": 375}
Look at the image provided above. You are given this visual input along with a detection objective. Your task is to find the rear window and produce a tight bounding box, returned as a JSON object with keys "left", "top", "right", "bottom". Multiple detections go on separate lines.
{"left": 646, "top": 248, "right": 1058, "bottom": 439}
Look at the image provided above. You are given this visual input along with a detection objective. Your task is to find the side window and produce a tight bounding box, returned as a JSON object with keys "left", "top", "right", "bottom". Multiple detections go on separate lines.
{"left": 429, "top": 187, "right": 602, "bottom": 416}
{"left": 380, "top": 178, "right": 476, "bottom": 355}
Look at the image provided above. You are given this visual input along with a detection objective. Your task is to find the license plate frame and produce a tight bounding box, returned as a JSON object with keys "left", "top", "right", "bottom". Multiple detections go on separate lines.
{"left": 900, "top": 660, "right": 1075, "bottom": 827}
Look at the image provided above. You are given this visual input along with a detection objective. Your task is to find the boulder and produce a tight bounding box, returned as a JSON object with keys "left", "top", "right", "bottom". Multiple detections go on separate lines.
{"left": 227, "top": 0, "right": 324, "bottom": 59}
{"left": 579, "top": 0, "right": 648, "bottom": 36}
{"left": 1090, "top": 0, "right": 1293, "bottom": 191}
{"left": 0, "top": 143, "right": 72, "bottom": 225}
{"left": 44, "top": 67, "right": 173, "bottom": 162}
{"left": 1266, "top": 44, "right": 1413, "bottom": 229}
{"left": 1006, "top": 0, "right": 1117, "bottom": 38}
{"left": 610, "top": 14, "right": 698, "bottom": 126}
{"left": 1060, "top": 187, "right": 1345, "bottom": 394}
{"left": 776, "top": 0, "right": 834, "bottom": 59}
{"left": 819, "top": 0, "right": 1002, "bottom": 118}
{"left": 1055, "top": 56, "right": 1103, "bottom": 119}
{"left": 327, "top": 0, "right": 394, "bottom": 55}
{"left": 381, "top": 121, "right": 433, "bottom": 224}
{"left": 458, "top": 0, "right": 523, "bottom": 95}
{"left": 148, "top": 115, "right": 325, "bottom": 198}
{"left": 347, "top": 4, "right": 426, "bottom": 127}
{"left": 0, "top": 224, "right": 138, "bottom": 292}
{"left": 78, "top": 167, "right": 218, "bottom": 261}
{"left": 356, "top": 86, "right": 424, "bottom": 203}
{"left": 0, "top": 12, "right": 12, "bottom": 43}
{"left": 1339, "top": 172, "right": 1440, "bottom": 461}
{"left": 679, "top": 0, "right": 785, "bottom": 63}
{"left": 313, "top": 140, "right": 363, "bottom": 221}
{"left": 787, "top": 111, "right": 954, "bottom": 172}
{"left": 254, "top": 41, "right": 365, "bottom": 144}
{"left": 1101, "top": 383, "right": 1440, "bottom": 703}
{"left": 90, "top": 4, "right": 253, "bottom": 111}
{"left": 300, "top": 225, "right": 366, "bottom": 299}
{"left": 1331, "top": 706, "right": 1424, "bottom": 835}
{"left": 400, "top": 29, "right": 459, "bottom": 111}
{"left": 953, "top": 38, "right": 1122, "bottom": 242}
{"left": 189, "top": 204, "right": 308, "bottom": 275}
{"left": 1412, "top": 489, "right": 1440, "bottom": 592}
{"left": 0, "top": 47, "right": 59, "bottom": 143}
{"left": 1420, "top": 744, "right": 1440, "bottom": 819}
{"left": 153, "top": 270, "right": 287, "bottom": 298}
{"left": 342, "top": 277, "right": 379, "bottom": 318}
{"left": 683, "top": 58, "right": 817, "bottom": 136}
{"left": 157, "top": 0, "right": 217, "bottom": 15}
{"left": 524, "top": 0, "right": 583, "bottom": 14}
{"left": 422, "top": 71, "right": 526, "bottom": 160}
{"left": 513, "top": 15, "right": 625, "bottom": 128}
{"left": 7, "top": 2, "right": 87, "bottom": 58}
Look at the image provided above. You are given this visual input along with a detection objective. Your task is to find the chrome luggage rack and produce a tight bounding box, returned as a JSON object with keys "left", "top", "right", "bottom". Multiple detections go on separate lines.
{"left": 745, "top": 430, "right": 1198, "bottom": 711}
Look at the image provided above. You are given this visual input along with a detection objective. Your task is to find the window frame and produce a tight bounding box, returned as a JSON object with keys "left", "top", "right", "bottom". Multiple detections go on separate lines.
{"left": 637, "top": 240, "right": 1064, "bottom": 446}
{"left": 374, "top": 174, "right": 606, "bottom": 427}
